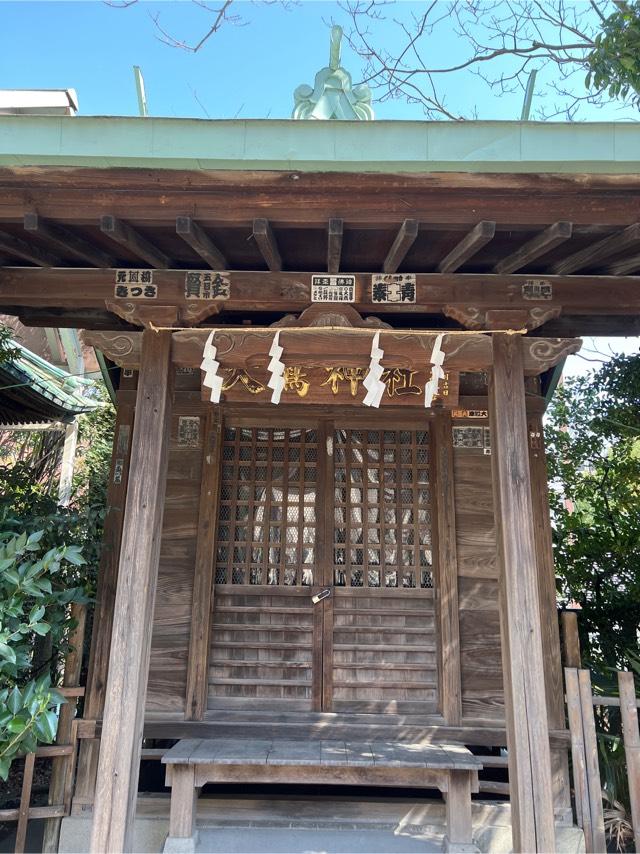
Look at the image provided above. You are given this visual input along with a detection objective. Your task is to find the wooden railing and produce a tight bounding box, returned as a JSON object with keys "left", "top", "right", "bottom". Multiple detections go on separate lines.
{"left": 0, "top": 604, "right": 86, "bottom": 854}
{"left": 565, "top": 667, "right": 640, "bottom": 854}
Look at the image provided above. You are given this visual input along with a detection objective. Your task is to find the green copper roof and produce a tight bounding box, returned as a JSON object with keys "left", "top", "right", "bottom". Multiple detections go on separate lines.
{"left": 0, "top": 341, "right": 98, "bottom": 426}
{"left": 0, "top": 115, "right": 638, "bottom": 173}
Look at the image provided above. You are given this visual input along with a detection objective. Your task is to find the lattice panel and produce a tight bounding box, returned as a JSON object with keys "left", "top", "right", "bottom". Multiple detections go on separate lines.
{"left": 333, "top": 429, "right": 433, "bottom": 588}
{"left": 215, "top": 427, "right": 318, "bottom": 586}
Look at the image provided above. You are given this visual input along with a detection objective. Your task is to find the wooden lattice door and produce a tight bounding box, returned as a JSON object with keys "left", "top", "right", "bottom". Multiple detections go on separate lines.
{"left": 208, "top": 422, "right": 437, "bottom": 714}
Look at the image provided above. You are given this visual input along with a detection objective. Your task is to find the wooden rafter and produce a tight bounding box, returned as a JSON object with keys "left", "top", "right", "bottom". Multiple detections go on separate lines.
{"left": 24, "top": 213, "right": 113, "bottom": 267}
{"left": 252, "top": 218, "right": 282, "bottom": 271}
{"left": 100, "top": 215, "right": 170, "bottom": 268}
{"left": 383, "top": 219, "right": 418, "bottom": 273}
{"left": 0, "top": 229, "right": 58, "bottom": 267}
{"left": 438, "top": 221, "right": 495, "bottom": 274}
{"left": 603, "top": 253, "right": 640, "bottom": 276}
{"left": 552, "top": 222, "right": 640, "bottom": 275}
{"left": 176, "top": 217, "right": 227, "bottom": 269}
{"left": 493, "top": 221, "right": 572, "bottom": 274}
{"left": 327, "top": 218, "right": 343, "bottom": 274}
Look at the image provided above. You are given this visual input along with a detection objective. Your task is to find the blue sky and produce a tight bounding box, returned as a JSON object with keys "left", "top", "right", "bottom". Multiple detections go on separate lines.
{"left": 1, "top": 0, "right": 635, "bottom": 122}
{"left": 1, "top": 0, "right": 638, "bottom": 369}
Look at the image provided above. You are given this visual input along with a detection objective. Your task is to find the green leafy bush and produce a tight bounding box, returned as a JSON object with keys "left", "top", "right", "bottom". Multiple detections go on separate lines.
{"left": 0, "top": 529, "right": 89, "bottom": 780}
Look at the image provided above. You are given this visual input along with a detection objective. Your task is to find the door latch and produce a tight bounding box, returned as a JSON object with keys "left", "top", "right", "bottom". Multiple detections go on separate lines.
{"left": 312, "top": 588, "right": 331, "bottom": 604}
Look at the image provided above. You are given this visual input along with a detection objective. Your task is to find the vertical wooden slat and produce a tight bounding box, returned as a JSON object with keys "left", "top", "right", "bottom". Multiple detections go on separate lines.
{"left": 74, "top": 400, "right": 135, "bottom": 806}
{"left": 14, "top": 752, "right": 35, "bottom": 854}
{"left": 618, "top": 670, "right": 640, "bottom": 852}
{"left": 322, "top": 421, "right": 335, "bottom": 711}
{"left": 432, "top": 413, "right": 462, "bottom": 725}
{"left": 185, "top": 408, "right": 222, "bottom": 720}
{"left": 578, "top": 669, "right": 606, "bottom": 853}
{"left": 528, "top": 413, "right": 572, "bottom": 817}
{"left": 90, "top": 330, "right": 173, "bottom": 854}
{"left": 489, "top": 333, "right": 555, "bottom": 853}
{"left": 565, "top": 667, "right": 591, "bottom": 840}
{"left": 41, "top": 603, "right": 87, "bottom": 852}
{"left": 561, "top": 610, "right": 582, "bottom": 668}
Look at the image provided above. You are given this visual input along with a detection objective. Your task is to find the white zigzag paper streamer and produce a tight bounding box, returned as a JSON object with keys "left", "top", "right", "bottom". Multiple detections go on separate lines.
{"left": 424, "top": 333, "right": 445, "bottom": 408}
{"left": 200, "top": 330, "right": 224, "bottom": 403}
{"left": 362, "top": 331, "right": 386, "bottom": 408}
{"left": 267, "top": 331, "right": 285, "bottom": 404}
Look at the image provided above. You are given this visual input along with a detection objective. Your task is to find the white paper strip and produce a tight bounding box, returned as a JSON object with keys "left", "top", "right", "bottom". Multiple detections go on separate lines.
{"left": 267, "top": 331, "right": 286, "bottom": 404}
{"left": 424, "top": 333, "right": 445, "bottom": 408}
{"left": 362, "top": 331, "right": 386, "bottom": 408}
{"left": 200, "top": 331, "right": 224, "bottom": 403}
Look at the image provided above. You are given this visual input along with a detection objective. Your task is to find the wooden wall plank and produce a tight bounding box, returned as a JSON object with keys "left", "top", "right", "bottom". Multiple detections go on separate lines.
{"left": 489, "top": 333, "right": 555, "bottom": 852}
{"left": 185, "top": 409, "right": 222, "bottom": 719}
{"left": 90, "top": 330, "right": 173, "bottom": 854}
{"left": 618, "top": 670, "right": 640, "bottom": 853}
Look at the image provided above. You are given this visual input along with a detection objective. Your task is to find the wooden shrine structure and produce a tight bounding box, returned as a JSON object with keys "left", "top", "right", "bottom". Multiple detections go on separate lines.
{"left": 1, "top": 113, "right": 640, "bottom": 853}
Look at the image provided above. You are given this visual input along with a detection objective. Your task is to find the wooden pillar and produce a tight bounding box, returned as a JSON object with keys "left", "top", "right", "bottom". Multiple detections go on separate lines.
{"left": 90, "top": 330, "right": 173, "bottom": 853}
{"left": 185, "top": 408, "right": 222, "bottom": 720}
{"left": 528, "top": 413, "right": 572, "bottom": 819}
{"left": 433, "top": 413, "right": 462, "bottom": 724}
{"left": 489, "top": 333, "right": 556, "bottom": 853}
{"left": 74, "top": 399, "right": 135, "bottom": 806}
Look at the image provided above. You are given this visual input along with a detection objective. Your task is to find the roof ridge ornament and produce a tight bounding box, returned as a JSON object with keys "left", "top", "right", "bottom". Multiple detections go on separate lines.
{"left": 292, "top": 25, "right": 374, "bottom": 121}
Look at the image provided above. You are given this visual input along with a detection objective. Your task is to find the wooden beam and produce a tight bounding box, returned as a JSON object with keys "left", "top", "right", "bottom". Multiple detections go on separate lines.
{"left": 176, "top": 216, "right": 227, "bottom": 269}
{"left": 327, "top": 218, "right": 343, "bottom": 274}
{"left": 552, "top": 222, "right": 640, "bottom": 275}
{"left": 604, "top": 253, "right": 640, "bottom": 276}
{"left": 432, "top": 413, "right": 462, "bottom": 725}
{"left": 185, "top": 409, "right": 222, "bottom": 720}
{"left": 24, "top": 213, "right": 113, "bottom": 267}
{"left": 494, "top": 221, "right": 572, "bottom": 274}
{"left": 438, "top": 221, "right": 495, "bottom": 273}
{"left": 90, "top": 332, "right": 173, "bottom": 853}
{"left": 100, "top": 215, "right": 170, "bottom": 268}
{"left": 382, "top": 219, "right": 418, "bottom": 273}
{"left": 0, "top": 229, "right": 59, "bottom": 267}
{"left": 489, "top": 333, "right": 556, "bottom": 852}
{"left": 74, "top": 402, "right": 135, "bottom": 807}
{"left": 528, "top": 413, "right": 572, "bottom": 818}
{"left": 561, "top": 611, "right": 581, "bottom": 668}
{"left": 252, "top": 218, "right": 282, "bottom": 271}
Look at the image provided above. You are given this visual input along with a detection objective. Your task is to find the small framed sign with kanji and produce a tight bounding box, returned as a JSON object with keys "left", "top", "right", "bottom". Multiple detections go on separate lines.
{"left": 114, "top": 270, "right": 156, "bottom": 299}
{"left": 311, "top": 275, "right": 356, "bottom": 303}
{"left": 184, "top": 271, "right": 230, "bottom": 300}
{"left": 371, "top": 274, "right": 416, "bottom": 304}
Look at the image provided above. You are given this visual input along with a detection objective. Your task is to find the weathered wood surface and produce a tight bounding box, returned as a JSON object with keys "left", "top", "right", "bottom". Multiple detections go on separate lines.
{"left": 618, "top": 670, "right": 640, "bottom": 853}
{"left": 528, "top": 412, "right": 572, "bottom": 816}
{"left": 162, "top": 737, "right": 483, "bottom": 769}
{"left": 90, "top": 330, "right": 174, "bottom": 854}
{"left": 185, "top": 408, "right": 222, "bottom": 720}
{"left": 433, "top": 414, "right": 462, "bottom": 724}
{"left": 74, "top": 400, "right": 135, "bottom": 805}
{"left": 561, "top": 610, "right": 582, "bottom": 668}
{"left": 489, "top": 333, "right": 555, "bottom": 853}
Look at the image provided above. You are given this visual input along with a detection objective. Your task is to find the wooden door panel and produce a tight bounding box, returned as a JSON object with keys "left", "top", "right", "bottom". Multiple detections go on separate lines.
{"left": 207, "top": 425, "right": 321, "bottom": 712}
{"left": 329, "top": 427, "right": 438, "bottom": 715}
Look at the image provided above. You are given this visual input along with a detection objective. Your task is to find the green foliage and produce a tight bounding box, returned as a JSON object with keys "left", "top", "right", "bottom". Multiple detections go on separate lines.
{"left": 0, "top": 530, "right": 89, "bottom": 779}
{"left": 545, "top": 353, "right": 640, "bottom": 670}
{"left": 586, "top": 1, "right": 640, "bottom": 106}
{"left": 0, "top": 326, "right": 19, "bottom": 365}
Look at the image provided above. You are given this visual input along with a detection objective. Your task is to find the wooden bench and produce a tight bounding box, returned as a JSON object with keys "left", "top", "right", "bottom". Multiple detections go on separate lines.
{"left": 161, "top": 737, "right": 483, "bottom": 853}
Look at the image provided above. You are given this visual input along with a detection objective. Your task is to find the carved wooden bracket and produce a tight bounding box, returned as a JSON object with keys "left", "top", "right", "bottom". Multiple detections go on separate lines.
{"left": 444, "top": 305, "right": 562, "bottom": 331}
{"left": 82, "top": 332, "right": 142, "bottom": 368}
{"left": 273, "top": 304, "right": 391, "bottom": 329}
{"left": 522, "top": 337, "right": 582, "bottom": 374}
{"left": 105, "top": 299, "right": 222, "bottom": 328}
